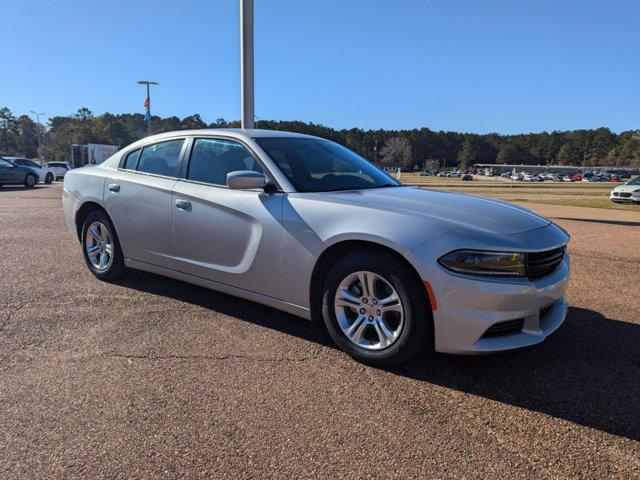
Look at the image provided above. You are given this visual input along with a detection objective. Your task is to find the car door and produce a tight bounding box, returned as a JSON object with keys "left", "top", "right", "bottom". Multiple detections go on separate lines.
{"left": 171, "top": 137, "right": 284, "bottom": 299}
{"left": 104, "top": 138, "right": 187, "bottom": 269}
{"left": 0, "top": 159, "right": 21, "bottom": 183}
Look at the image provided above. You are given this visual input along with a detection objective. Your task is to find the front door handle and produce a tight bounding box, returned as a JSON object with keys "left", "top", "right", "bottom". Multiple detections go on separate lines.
{"left": 108, "top": 183, "right": 120, "bottom": 193}
{"left": 175, "top": 199, "right": 192, "bottom": 211}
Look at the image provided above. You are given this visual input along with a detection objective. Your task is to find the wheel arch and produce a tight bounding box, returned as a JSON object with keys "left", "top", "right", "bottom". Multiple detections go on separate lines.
{"left": 308, "top": 240, "right": 431, "bottom": 322}
{"left": 75, "top": 201, "right": 111, "bottom": 241}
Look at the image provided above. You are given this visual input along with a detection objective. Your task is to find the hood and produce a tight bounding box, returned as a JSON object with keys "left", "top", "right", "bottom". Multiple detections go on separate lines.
{"left": 317, "top": 186, "right": 550, "bottom": 235}
{"left": 614, "top": 184, "right": 640, "bottom": 193}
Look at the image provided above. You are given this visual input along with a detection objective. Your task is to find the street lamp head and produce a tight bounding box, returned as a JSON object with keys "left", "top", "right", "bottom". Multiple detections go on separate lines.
{"left": 138, "top": 80, "right": 159, "bottom": 85}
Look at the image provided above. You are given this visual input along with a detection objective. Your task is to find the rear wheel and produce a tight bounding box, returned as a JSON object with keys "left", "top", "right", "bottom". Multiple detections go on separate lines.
{"left": 321, "top": 249, "right": 433, "bottom": 367}
{"left": 81, "top": 210, "right": 126, "bottom": 281}
{"left": 24, "top": 173, "right": 36, "bottom": 188}
{"left": 45, "top": 172, "right": 54, "bottom": 184}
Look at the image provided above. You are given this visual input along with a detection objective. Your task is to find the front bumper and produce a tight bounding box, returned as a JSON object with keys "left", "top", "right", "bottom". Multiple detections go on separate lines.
{"left": 610, "top": 192, "right": 640, "bottom": 204}
{"left": 408, "top": 223, "right": 570, "bottom": 354}
{"left": 430, "top": 257, "right": 569, "bottom": 354}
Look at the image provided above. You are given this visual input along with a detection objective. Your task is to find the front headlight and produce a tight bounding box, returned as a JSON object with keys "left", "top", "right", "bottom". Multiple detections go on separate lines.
{"left": 438, "top": 250, "right": 526, "bottom": 277}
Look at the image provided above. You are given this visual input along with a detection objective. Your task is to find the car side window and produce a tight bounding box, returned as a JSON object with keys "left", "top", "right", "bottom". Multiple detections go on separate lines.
{"left": 136, "top": 140, "right": 184, "bottom": 177}
{"left": 0, "top": 159, "right": 14, "bottom": 168}
{"left": 122, "top": 149, "right": 141, "bottom": 170}
{"left": 187, "top": 138, "right": 263, "bottom": 186}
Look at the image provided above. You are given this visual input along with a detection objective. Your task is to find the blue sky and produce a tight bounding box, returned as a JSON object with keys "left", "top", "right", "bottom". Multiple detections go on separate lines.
{"left": 2, "top": 0, "right": 639, "bottom": 134}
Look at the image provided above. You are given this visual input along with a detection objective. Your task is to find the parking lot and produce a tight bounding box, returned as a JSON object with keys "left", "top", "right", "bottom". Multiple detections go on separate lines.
{"left": 1, "top": 183, "right": 639, "bottom": 478}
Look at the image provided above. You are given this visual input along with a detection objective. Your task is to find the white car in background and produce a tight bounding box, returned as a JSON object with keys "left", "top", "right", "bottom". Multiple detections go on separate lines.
{"left": 3, "top": 157, "right": 55, "bottom": 184}
{"left": 610, "top": 176, "right": 640, "bottom": 204}
{"left": 48, "top": 161, "right": 74, "bottom": 180}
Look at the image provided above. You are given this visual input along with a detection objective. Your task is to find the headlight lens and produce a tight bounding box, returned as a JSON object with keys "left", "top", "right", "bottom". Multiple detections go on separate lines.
{"left": 438, "top": 250, "right": 526, "bottom": 277}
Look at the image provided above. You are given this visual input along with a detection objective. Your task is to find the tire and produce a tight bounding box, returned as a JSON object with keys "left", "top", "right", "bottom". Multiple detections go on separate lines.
{"left": 24, "top": 173, "right": 37, "bottom": 188}
{"left": 321, "top": 249, "right": 433, "bottom": 367}
{"left": 45, "top": 173, "right": 54, "bottom": 184}
{"left": 81, "top": 210, "right": 127, "bottom": 281}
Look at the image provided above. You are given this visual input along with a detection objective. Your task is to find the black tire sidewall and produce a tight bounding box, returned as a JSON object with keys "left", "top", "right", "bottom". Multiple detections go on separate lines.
{"left": 321, "top": 250, "right": 432, "bottom": 367}
{"left": 45, "top": 173, "right": 53, "bottom": 184}
{"left": 24, "top": 174, "right": 36, "bottom": 188}
{"left": 81, "top": 211, "right": 126, "bottom": 281}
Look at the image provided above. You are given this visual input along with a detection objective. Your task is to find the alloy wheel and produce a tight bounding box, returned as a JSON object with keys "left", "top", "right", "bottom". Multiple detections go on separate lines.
{"left": 85, "top": 221, "right": 114, "bottom": 271}
{"left": 334, "top": 271, "right": 404, "bottom": 350}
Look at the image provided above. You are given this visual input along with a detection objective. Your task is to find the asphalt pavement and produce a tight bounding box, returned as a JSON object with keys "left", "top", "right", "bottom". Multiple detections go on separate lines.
{"left": 1, "top": 184, "right": 639, "bottom": 479}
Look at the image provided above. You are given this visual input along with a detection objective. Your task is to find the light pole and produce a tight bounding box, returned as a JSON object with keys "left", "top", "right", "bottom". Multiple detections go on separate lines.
{"left": 241, "top": 0, "right": 254, "bottom": 129}
{"left": 30, "top": 111, "right": 45, "bottom": 163}
{"left": 137, "top": 80, "right": 159, "bottom": 136}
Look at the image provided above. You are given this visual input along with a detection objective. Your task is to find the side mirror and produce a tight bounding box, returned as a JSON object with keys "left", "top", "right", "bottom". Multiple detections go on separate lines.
{"left": 226, "top": 170, "right": 268, "bottom": 190}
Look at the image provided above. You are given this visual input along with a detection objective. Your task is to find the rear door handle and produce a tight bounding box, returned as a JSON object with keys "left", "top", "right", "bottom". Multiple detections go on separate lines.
{"left": 108, "top": 183, "right": 120, "bottom": 193}
{"left": 175, "top": 199, "right": 192, "bottom": 211}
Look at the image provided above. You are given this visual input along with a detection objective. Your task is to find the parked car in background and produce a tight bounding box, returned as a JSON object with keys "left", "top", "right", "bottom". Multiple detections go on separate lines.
{"left": 3, "top": 157, "right": 55, "bottom": 184}
{"left": 62, "top": 129, "right": 570, "bottom": 366}
{"left": 48, "top": 161, "right": 74, "bottom": 180}
{"left": 610, "top": 176, "right": 640, "bottom": 204}
{"left": 0, "top": 158, "right": 39, "bottom": 188}
{"left": 461, "top": 174, "right": 473, "bottom": 181}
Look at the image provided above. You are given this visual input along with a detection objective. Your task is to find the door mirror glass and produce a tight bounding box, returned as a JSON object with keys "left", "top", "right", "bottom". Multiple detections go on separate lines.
{"left": 226, "top": 170, "right": 267, "bottom": 190}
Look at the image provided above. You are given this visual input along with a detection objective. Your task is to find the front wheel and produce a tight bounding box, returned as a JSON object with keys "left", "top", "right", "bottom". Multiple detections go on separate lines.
{"left": 81, "top": 210, "right": 127, "bottom": 281}
{"left": 24, "top": 173, "right": 37, "bottom": 188}
{"left": 45, "top": 172, "right": 54, "bottom": 184}
{"left": 321, "top": 249, "right": 433, "bottom": 367}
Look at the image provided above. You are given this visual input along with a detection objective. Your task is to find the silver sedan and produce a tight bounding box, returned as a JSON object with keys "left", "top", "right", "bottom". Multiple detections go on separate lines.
{"left": 62, "top": 129, "right": 570, "bottom": 366}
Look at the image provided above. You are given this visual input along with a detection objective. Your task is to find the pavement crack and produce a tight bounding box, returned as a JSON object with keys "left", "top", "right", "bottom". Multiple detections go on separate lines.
{"left": 89, "top": 352, "right": 320, "bottom": 364}
{"left": 0, "top": 303, "right": 27, "bottom": 334}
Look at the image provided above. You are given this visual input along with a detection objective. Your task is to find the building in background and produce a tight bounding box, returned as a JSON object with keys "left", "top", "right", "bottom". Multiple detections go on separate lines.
{"left": 70, "top": 143, "right": 119, "bottom": 167}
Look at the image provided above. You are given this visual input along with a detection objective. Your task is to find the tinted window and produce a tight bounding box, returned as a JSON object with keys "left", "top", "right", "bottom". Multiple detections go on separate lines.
{"left": 123, "top": 149, "right": 141, "bottom": 170}
{"left": 136, "top": 140, "right": 184, "bottom": 177}
{"left": 187, "top": 138, "right": 263, "bottom": 186}
{"left": 14, "top": 159, "right": 38, "bottom": 168}
{"left": 49, "top": 163, "right": 69, "bottom": 169}
{"left": 255, "top": 137, "right": 399, "bottom": 192}
{"left": 0, "top": 159, "right": 14, "bottom": 167}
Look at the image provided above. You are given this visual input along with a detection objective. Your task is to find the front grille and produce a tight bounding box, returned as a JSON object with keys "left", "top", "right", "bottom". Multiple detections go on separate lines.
{"left": 526, "top": 246, "right": 565, "bottom": 280}
{"left": 619, "top": 192, "right": 632, "bottom": 198}
{"left": 481, "top": 318, "right": 524, "bottom": 338}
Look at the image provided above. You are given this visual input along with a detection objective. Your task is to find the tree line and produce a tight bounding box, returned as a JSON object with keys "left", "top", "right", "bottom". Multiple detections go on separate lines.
{"left": 1, "top": 106, "right": 639, "bottom": 168}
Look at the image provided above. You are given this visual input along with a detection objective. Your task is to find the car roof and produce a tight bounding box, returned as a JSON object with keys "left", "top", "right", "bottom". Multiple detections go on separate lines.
{"left": 131, "top": 128, "right": 319, "bottom": 146}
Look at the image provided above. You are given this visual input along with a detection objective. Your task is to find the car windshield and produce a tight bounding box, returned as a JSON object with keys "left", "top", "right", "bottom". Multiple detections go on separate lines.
{"left": 626, "top": 176, "right": 640, "bottom": 185}
{"left": 254, "top": 137, "right": 401, "bottom": 192}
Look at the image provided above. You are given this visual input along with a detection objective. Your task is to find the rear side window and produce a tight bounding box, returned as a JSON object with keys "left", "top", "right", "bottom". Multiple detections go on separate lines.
{"left": 136, "top": 140, "right": 184, "bottom": 177}
{"left": 187, "top": 138, "right": 263, "bottom": 186}
{"left": 122, "top": 149, "right": 141, "bottom": 170}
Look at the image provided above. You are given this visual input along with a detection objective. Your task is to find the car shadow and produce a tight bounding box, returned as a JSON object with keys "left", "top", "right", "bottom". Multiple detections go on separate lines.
{"left": 117, "top": 269, "right": 640, "bottom": 441}
{"left": 0, "top": 185, "right": 47, "bottom": 191}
